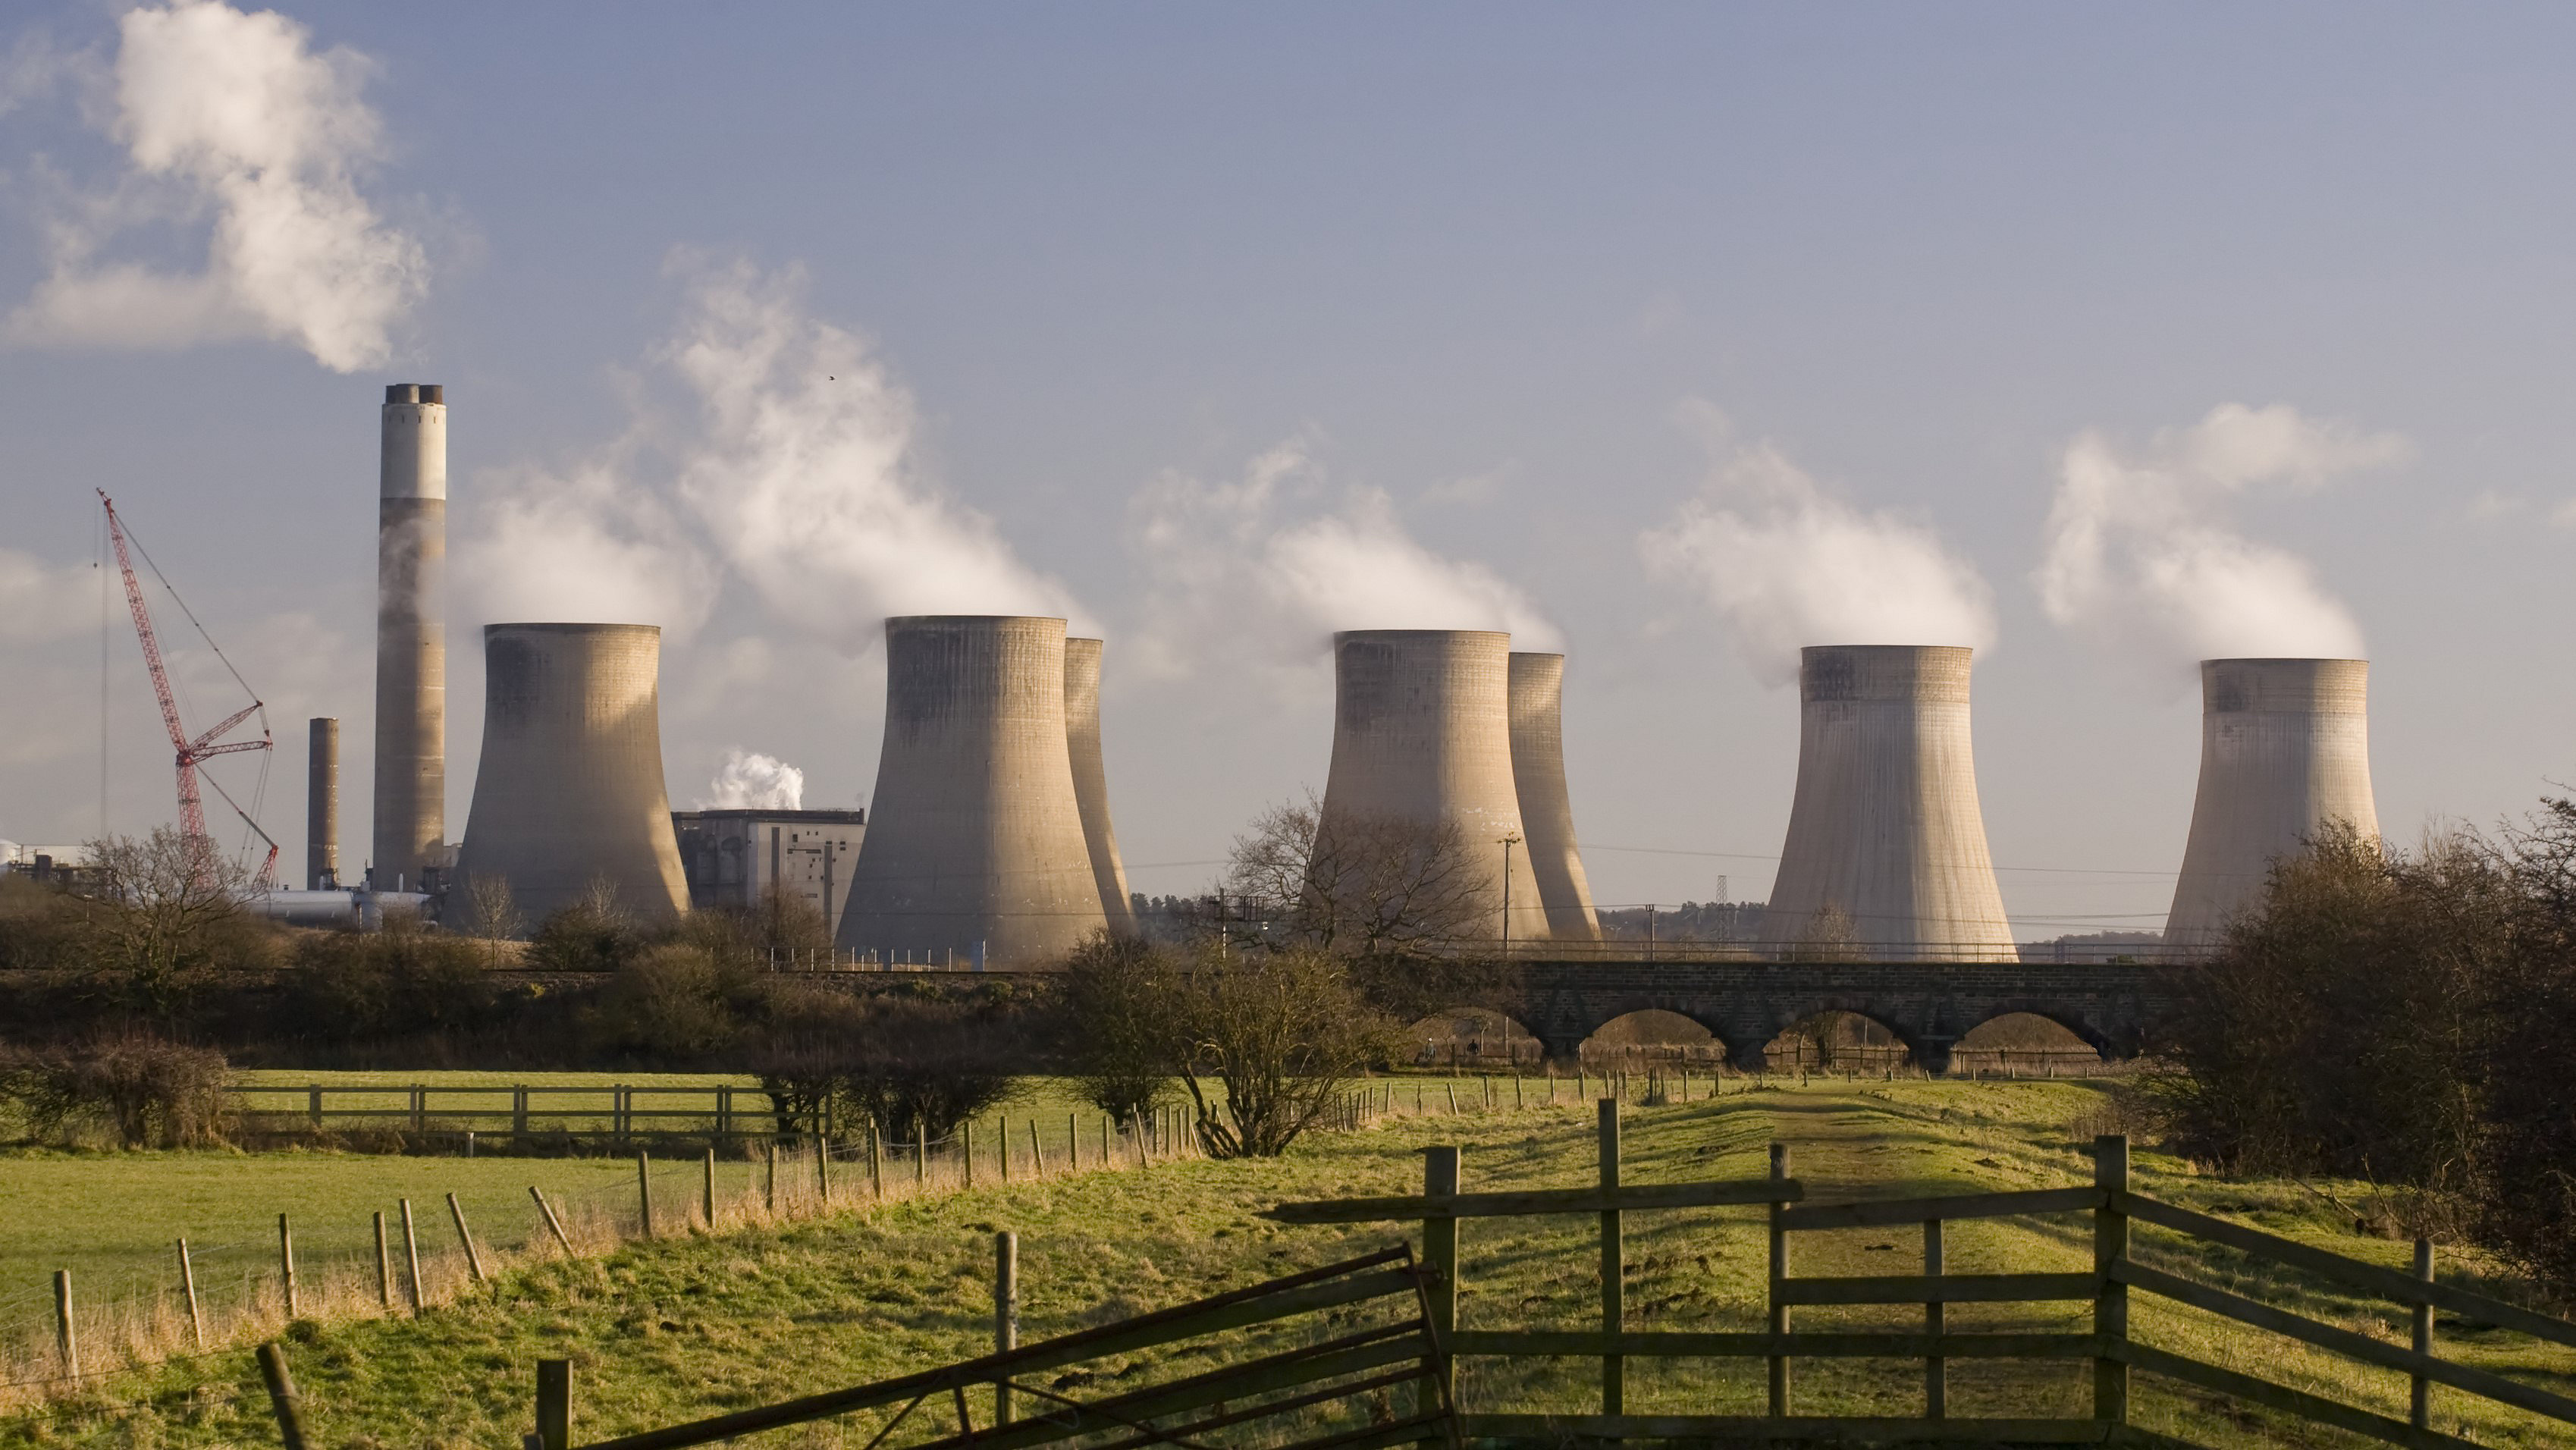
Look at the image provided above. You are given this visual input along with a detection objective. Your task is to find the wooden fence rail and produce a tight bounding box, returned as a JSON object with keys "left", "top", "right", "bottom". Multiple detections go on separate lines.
{"left": 1266, "top": 1113, "right": 2576, "bottom": 1448}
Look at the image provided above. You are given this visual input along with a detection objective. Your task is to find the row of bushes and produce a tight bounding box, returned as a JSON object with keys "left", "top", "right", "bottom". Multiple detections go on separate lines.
{"left": 2152, "top": 802, "right": 2576, "bottom": 1298}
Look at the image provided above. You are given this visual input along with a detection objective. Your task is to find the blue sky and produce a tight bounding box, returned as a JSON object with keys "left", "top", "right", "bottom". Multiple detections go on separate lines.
{"left": 3, "top": 3, "right": 2572, "bottom": 935}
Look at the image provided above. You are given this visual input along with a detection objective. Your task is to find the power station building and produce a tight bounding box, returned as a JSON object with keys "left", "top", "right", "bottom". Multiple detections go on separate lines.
{"left": 1760, "top": 645, "right": 2018, "bottom": 961}
{"left": 673, "top": 808, "right": 868, "bottom": 939}
{"left": 836, "top": 616, "right": 1108, "bottom": 966}
{"left": 372, "top": 383, "right": 447, "bottom": 893}
{"left": 2164, "top": 658, "right": 2380, "bottom": 952}
{"left": 1507, "top": 651, "right": 1601, "bottom": 940}
{"left": 452, "top": 623, "right": 690, "bottom": 924}
{"left": 1319, "top": 629, "right": 1549, "bottom": 946}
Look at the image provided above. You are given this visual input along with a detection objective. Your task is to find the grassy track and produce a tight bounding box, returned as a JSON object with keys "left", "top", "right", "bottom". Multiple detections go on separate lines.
{"left": 5, "top": 1078, "right": 2573, "bottom": 1448}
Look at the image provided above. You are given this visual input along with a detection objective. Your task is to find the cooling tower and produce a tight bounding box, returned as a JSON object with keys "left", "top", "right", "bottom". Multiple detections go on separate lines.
{"left": 837, "top": 617, "right": 1106, "bottom": 965}
{"left": 1507, "top": 652, "right": 1601, "bottom": 940}
{"left": 306, "top": 717, "right": 338, "bottom": 890}
{"left": 1319, "top": 630, "right": 1548, "bottom": 947}
{"left": 452, "top": 624, "right": 689, "bottom": 925}
{"left": 1062, "top": 637, "right": 1137, "bottom": 935}
{"left": 372, "top": 383, "right": 445, "bottom": 892}
{"left": 1760, "top": 645, "right": 2017, "bottom": 961}
{"left": 2164, "top": 658, "right": 2380, "bottom": 952}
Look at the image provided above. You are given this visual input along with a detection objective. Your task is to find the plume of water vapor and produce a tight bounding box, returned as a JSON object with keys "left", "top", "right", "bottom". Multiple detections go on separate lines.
{"left": 2035, "top": 403, "right": 2405, "bottom": 667}
{"left": 1127, "top": 440, "right": 1558, "bottom": 677}
{"left": 698, "top": 749, "right": 804, "bottom": 811}
{"left": 5, "top": 1, "right": 426, "bottom": 372}
{"left": 1639, "top": 410, "right": 1995, "bottom": 684}
{"left": 456, "top": 454, "right": 718, "bottom": 636}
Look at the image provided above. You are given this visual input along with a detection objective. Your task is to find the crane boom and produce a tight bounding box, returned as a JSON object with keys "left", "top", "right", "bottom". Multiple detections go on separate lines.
{"left": 97, "top": 490, "right": 278, "bottom": 889}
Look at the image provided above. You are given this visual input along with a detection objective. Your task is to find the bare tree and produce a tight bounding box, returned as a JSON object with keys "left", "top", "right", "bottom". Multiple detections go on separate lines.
{"left": 458, "top": 873, "right": 525, "bottom": 961}
{"left": 78, "top": 830, "right": 247, "bottom": 1015}
{"left": 1786, "top": 903, "right": 1862, "bottom": 962}
{"left": 1225, "top": 792, "right": 1489, "bottom": 957}
{"left": 1170, "top": 945, "right": 1396, "bottom": 1158}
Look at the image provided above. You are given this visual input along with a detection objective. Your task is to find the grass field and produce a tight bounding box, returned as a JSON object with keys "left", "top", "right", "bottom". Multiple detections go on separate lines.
{"left": 5, "top": 1077, "right": 2572, "bottom": 1448}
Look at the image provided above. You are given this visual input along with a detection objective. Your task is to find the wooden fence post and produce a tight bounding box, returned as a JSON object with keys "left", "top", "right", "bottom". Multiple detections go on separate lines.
{"left": 1028, "top": 1119, "right": 1044, "bottom": 1177}
{"left": 817, "top": 1135, "right": 833, "bottom": 1204}
{"left": 535, "top": 1357, "right": 572, "bottom": 1450}
{"left": 399, "top": 1198, "right": 423, "bottom": 1313}
{"left": 1599, "top": 1097, "right": 1624, "bottom": 1415}
{"left": 999, "top": 1119, "right": 1011, "bottom": 1183}
{"left": 636, "top": 1150, "right": 655, "bottom": 1239}
{"left": 371, "top": 1213, "right": 391, "bottom": 1307}
{"left": 1069, "top": 1112, "right": 1080, "bottom": 1171}
{"left": 965, "top": 1122, "right": 979, "bottom": 1188}
{"left": 765, "top": 1141, "right": 777, "bottom": 1214}
{"left": 870, "top": 1124, "right": 884, "bottom": 1201}
{"left": 179, "top": 1238, "right": 206, "bottom": 1346}
{"left": 1924, "top": 1218, "right": 1945, "bottom": 1418}
{"left": 308, "top": 1086, "right": 322, "bottom": 1131}
{"left": 1423, "top": 1145, "right": 1461, "bottom": 1408}
{"left": 514, "top": 1086, "right": 529, "bottom": 1138}
{"left": 448, "top": 1194, "right": 488, "bottom": 1282}
{"left": 1100, "top": 1115, "right": 1110, "bottom": 1168}
{"left": 2412, "top": 1237, "right": 2435, "bottom": 1430}
{"left": 702, "top": 1147, "right": 717, "bottom": 1229}
{"left": 993, "top": 1231, "right": 1018, "bottom": 1425}
{"left": 530, "top": 1187, "right": 573, "bottom": 1255}
{"left": 52, "top": 1270, "right": 75, "bottom": 1379}
{"left": 257, "top": 1342, "right": 309, "bottom": 1450}
{"left": 1768, "top": 1142, "right": 1790, "bottom": 1417}
{"left": 279, "top": 1213, "right": 297, "bottom": 1316}
{"left": 2093, "top": 1134, "right": 2129, "bottom": 1427}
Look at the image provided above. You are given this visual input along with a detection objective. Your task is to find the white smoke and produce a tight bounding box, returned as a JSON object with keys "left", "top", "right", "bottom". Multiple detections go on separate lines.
{"left": 1639, "top": 409, "right": 1995, "bottom": 684}
{"left": 1127, "top": 440, "right": 1561, "bottom": 676}
{"left": 460, "top": 256, "right": 1075, "bottom": 645}
{"left": 5, "top": 1, "right": 425, "bottom": 372}
{"left": 663, "top": 256, "right": 1081, "bottom": 642}
{"left": 697, "top": 749, "right": 803, "bottom": 811}
{"left": 2036, "top": 403, "right": 2407, "bottom": 666}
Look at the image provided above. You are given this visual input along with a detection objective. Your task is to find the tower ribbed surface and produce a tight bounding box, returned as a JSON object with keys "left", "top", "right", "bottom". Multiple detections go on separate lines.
{"left": 2164, "top": 658, "right": 2379, "bottom": 952}
{"left": 453, "top": 623, "right": 689, "bottom": 924}
{"left": 1760, "top": 645, "right": 2017, "bottom": 961}
{"left": 1063, "top": 637, "right": 1137, "bottom": 934}
{"left": 838, "top": 616, "right": 1106, "bottom": 965}
{"left": 1507, "top": 652, "right": 1600, "bottom": 940}
{"left": 1319, "top": 629, "right": 1548, "bottom": 945}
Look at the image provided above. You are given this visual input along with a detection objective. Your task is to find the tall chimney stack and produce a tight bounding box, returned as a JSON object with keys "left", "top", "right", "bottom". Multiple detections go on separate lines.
{"left": 306, "top": 717, "right": 338, "bottom": 890}
{"left": 372, "top": 383, "right": 445, "bottom": 891}
{"left": 2164, "top": 658, "right": 2379, "bottom": 953}
{"left": 1760, "top": 645, "right": 2016, "bottom": 961}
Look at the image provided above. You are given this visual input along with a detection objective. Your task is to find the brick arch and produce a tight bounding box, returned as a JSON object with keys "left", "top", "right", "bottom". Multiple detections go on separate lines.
{"left": 1958, "top": 1001, "right": 2119, "bottom": 1058}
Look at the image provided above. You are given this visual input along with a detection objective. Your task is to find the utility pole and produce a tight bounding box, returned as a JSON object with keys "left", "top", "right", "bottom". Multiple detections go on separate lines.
{"left": 1498, "top": 831, "right": 1522, "bottom": 959}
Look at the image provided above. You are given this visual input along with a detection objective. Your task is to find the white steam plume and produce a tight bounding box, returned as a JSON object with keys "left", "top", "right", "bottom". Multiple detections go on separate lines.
{"left": 5, "top": 1, "right": 425, "bottom": 372}
{"left": 460, "top": 256, "right": 1075, "bottom": 645}
{"left": 698, "top": 749, "right": 803, "bottom": 811}
{"left": 2036, "top": 403, "right": 2407, "bottom": 665}
{"left": 1639, "top": 408, "right": 1994, "bottom": 684}
{"left": 1128, "top": 439, "right": 1559, "bottom": 676}
{"left": 664, "top": 257, "right": 1081, "bottom": 640}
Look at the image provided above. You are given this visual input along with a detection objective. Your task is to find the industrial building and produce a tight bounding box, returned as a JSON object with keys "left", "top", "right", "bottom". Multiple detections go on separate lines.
{"left": 1761, "top": 645, "right": 2018, "bottom": 962}
{"left": 452, "top": 623, "right": 691, "bottom": 924}
{"left": 1063, "top": 636, "right": 1138, "bottom": 935}
{"left": 836, "top": 616, "right": 1107, "bottom": 966}
{"left": 2164, "top": 658, "right": 2380, "bottom": 952}
{"left": 1507, "top": 651, "right": 1602, "bottom": 940}
{"left": 1319, "top": 629, "right": 1549, "bottom": 946}
{"left": 673, "top": 808, "right": 868, "bottom": 938}
{"left": 372, "top": 384, "right": 448, "bottom": 893}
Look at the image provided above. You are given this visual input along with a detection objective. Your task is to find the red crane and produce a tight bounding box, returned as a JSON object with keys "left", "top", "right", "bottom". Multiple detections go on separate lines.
{"left": 99, "top": 489, "right": 279, "bottom": 890}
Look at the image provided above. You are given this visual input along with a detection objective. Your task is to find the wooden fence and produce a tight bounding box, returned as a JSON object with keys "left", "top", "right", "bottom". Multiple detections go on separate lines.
{"left": 1267, "top": 1113, "right": 2576, "bottom": 1448}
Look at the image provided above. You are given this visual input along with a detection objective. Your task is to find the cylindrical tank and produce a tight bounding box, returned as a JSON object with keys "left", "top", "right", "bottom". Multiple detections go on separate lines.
{"left": 453, "top": 623, "right": 689, "bottom": 925}
{"left": 1760, "top": 645, "right": 2017, "bottom": 961}
{"left": 837, "top": 617, "right": 1106, "bottom": 966}
{"left": 2164, "top": 658, "right": 2379, "bottom": 952}
{"left": 1507, "top": 652, "right": 1600, "bottom": 940}
{"left": 372, "top": 382, "right": 445, "bottom": 892}
{"left": 1062, "top": 637, "right": 1137, "bottom": 935}
{"left": 1319, "top": 630, "right": 1548, "bottom": 948}
{"left": 306, "top": 717, "right": 338, "bottom": 890}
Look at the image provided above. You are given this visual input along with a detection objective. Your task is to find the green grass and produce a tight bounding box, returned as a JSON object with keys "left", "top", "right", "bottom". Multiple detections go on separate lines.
{"left": 5, "top": 1078, "right": 2573, "bottom": 1448}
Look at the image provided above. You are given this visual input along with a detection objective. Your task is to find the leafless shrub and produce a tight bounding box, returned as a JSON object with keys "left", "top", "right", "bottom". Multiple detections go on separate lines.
{"left": 0, "top": 1033, "right": 234, "bottom": 1147}
{"left": 1225, "top": 792, "right": 1489, "bottom": 956}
